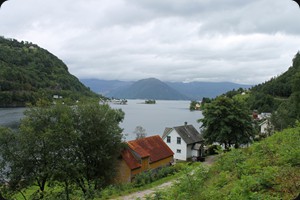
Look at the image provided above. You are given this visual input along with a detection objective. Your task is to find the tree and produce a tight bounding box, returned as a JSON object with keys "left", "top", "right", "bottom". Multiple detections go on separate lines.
{"left": 0, "top": 101, "right": 124, "bottom": 199}
{"left": 199, "top": 96, "right": 255, "bottom": 150}
{"left": 271, "top": 72, "right": 300, "bottom": 130}
{"left": 134, "top": 126, "right": 147, "bottom": 139}
{"left": 0, "top": 100, "right": 78, "bottom": 199}
{"left": 72, "top": 103, "right": 124, "bottom": 196}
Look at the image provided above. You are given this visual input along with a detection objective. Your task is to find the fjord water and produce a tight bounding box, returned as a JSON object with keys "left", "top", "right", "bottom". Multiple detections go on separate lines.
{"left": 0, "top": 100, "right": 203, "bottom": 141}
{"left": 0, "top": 107, "right": 26, "bottom": 129}
{"left": 110, "top": 100, "right": 203, "bottom": 141}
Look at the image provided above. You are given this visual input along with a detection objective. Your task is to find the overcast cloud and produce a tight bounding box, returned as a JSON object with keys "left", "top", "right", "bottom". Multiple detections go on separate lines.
{"left": 1, "top": 0, "right": 300, "bottom": 84}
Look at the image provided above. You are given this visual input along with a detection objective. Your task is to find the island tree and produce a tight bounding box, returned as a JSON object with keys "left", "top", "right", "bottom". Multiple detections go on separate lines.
{"left": 199, "top": 96, "right": 255, "bottom": 150}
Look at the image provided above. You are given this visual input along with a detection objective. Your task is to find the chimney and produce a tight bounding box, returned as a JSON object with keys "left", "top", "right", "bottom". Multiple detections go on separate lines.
{"left": 184, "top": 122, "right": 188, "bottom": 126}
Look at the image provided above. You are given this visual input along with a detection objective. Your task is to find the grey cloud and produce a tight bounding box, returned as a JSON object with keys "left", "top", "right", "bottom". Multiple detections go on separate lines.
{"left": 1, "top": 0, "right": 300, "bottom": 85}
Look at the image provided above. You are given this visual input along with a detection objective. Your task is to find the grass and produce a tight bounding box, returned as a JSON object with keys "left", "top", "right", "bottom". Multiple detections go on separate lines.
{"left": 99, "top": 163, "right": 192, "bottom": 199}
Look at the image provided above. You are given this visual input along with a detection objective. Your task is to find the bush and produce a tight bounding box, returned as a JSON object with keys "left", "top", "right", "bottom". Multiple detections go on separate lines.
{"left": 134, "top": 165, "right": 182, "bottom": 187}
{"left": 206, "top": 144, "right": 221, "bottom": 155}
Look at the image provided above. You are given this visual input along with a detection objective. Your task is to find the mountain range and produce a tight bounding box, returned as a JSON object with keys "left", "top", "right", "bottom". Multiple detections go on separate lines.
{"left": 81, "top": 78, "right": 252, "bottom": 100}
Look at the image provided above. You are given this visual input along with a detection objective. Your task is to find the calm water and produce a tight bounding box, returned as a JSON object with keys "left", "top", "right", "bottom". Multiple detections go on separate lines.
{"left": 110, "top": 100, "right": 203, "bottom": 141}
{"left": 0, "top": 107, "right": 26, "bottom": 129}
{"left": 0, "top": 100, "right": 203, "bottom": 141}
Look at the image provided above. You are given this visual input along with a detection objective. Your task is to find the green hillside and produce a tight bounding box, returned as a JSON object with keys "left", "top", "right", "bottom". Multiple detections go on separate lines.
{"left": 243, "top": 53, "right": 300, "bottom": 130}
{"left": 160, "top": 125, "right": 300, "bottom": 200}
{"left": 0, "top": 37, "right": 99, "bottom": 107}
{"left": 252, "top": 53, "right": 300, "bottom": 98}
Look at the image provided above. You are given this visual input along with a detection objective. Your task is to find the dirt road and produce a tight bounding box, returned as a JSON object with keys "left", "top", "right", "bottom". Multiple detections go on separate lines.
{"left": 112, "top": 180, "right": 175, "bottom": 200}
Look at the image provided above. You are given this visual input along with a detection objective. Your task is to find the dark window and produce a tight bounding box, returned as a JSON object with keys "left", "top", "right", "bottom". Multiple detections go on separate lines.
{"left": 177, "top": 149, "right": 181, "bottom": 153}
{"left": 167, "top": 136, "right": 171, "bottom": 143}
{"left": 177, "top": 137, "right": 181, "bottom": 144}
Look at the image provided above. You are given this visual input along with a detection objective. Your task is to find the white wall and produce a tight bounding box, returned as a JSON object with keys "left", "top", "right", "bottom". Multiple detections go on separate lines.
{"left": 187, "top": 144, "right": 194, "bottom": 158}
{"left": 163, "top": 129, "right": 187, "bottom": 161}
{"left": 260, "top": 122, "right": 268, "bottom": 134}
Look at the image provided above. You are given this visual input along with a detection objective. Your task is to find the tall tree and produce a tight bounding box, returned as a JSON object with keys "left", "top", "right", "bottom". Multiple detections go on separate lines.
{"left": 0, "top": 101, "right": 78, "bottom": 199}
{"left": 0, "top": 101, "right": 124, "bottom": 199}
{"left": 72, "top": 103, "right": 124, "bottom": 196}
{"left": 199, "top": 96, "right": 255, "bottom": 150}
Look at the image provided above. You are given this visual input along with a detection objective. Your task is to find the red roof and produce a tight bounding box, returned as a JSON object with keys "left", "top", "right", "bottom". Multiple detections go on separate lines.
{"left": 121, "top": 148, "right": 141, "bottom": 170}
{"left": 127, "top": 135, "right": 174, "bottom": 163}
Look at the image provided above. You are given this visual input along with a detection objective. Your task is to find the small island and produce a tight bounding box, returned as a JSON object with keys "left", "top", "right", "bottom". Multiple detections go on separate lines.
{"left": 145, "top": 99, "right": 156, "bottom": 104}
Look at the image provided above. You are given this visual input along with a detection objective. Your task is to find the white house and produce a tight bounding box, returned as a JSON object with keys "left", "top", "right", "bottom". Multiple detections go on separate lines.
{"left": 162, "top": 123, "right": 204, "bottom": 161}
{"left": 259, "top": 119, "right": 274, "bottom": 137}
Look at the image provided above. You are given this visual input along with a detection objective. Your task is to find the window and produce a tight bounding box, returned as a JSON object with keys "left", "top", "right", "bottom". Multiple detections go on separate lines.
{"left": 167, "top": 136, "right": 171, "bottom": 143}
{"left": 177, "top": 137, "right": 181, "bottom": 144}
{"left": 176, "top": 149, "right": 181, "bottom": 153}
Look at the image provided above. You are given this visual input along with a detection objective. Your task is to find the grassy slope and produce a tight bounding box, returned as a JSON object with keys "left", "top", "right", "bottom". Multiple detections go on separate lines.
{"left": 10, "top": 126, "right": 299, "bottom": 199}
{"left": 160, "top": 126, "right": 300, "bottom": 200}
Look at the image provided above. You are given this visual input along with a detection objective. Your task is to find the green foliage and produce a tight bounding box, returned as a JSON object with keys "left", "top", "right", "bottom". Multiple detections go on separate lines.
{"left": 189, "top": 100, "right": 199, "bottom": 111}
{"left": 145, "top": 99, "right": 156, "bottom": 104}
{"left": 224, "top": 88, "right": 247, "bottom": 98}
{"left": 200, "top": 96, "right": 255, "bottom": 149}
{"left": 158, "top": 126, "right": 300, "bottom": 200}
{"left": 134, "top": 165, "right": 181, "bottom": 187}
{"left": 0, "top": 102, "right": 124, "bottom": 199}
{"left": 190, "top": 98, "right": 212, "bottom": 111}
{"left": 206, "top": 144, "right": 222, "bottom": 155}
{"left": 0, "top": 36, "right": 100, "bottom": 107}
{"left": 247, "top": 52, "right": 300, "bottom": 130}
{"left": 98, "top": 164, "right": 185, "bottom": 199}
{"left": 73, "top": 103, "right": 124, "bottom": 194}
{"left": 247, "top": 92, "right": 279, "bottom": 113}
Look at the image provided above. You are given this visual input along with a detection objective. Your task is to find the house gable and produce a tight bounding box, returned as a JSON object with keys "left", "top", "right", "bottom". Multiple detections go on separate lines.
{"left": 173, "top": 124, "right": 203, "bottom": 144}
{"left": 163, "top": 128, "right": 188, "bottom": 160}
{"left": 121, "top": 148, "right": 141, "bottom": 170}
{"left": 162, "top": 124, "right": 204, "bottom": 161}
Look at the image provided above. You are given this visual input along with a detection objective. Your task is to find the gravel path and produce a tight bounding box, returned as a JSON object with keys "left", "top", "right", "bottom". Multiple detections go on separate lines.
{"left": 113, "top": 181, "right": 175, "bottom": 200}
{"left": 112, "top": 155, "right": 217, "bottom": 200}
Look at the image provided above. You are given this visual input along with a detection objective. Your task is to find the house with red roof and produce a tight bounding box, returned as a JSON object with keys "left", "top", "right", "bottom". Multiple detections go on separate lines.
{"left": 115, "top": 135, "right": 174, "bottom": 183}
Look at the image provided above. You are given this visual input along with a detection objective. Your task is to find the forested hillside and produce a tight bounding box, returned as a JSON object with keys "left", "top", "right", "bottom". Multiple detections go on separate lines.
{"left": 246, "top": 52, "right": 300, "bottom": 130}
{"left": 251, "top": 53, "right": 300, "bottom": 98}
{"left": 0, "top": 37, "right": 98, "bottom": 107}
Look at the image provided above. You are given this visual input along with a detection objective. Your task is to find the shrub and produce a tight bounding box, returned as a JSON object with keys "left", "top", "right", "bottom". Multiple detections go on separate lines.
{"left": 206, "top": 144, "right": 221, "bottom": 155}
{"left": 134, "top": 165, "right": 182, "bottom": 187}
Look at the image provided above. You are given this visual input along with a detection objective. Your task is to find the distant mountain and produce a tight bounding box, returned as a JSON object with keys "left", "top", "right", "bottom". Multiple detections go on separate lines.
{"left": 0, "top": 37, "right": 98, "bottom": 107}
{"left": 80, "top": 79, "right": 132, "bottom": 95}
{"left": 81, "top": 78, "right": 251, "bottom": 100}
{"left": 166, "top": 82, "right": 252, "bottom": 100}
{"left": 108, "top": 78, "right": 189, "bottom": 100}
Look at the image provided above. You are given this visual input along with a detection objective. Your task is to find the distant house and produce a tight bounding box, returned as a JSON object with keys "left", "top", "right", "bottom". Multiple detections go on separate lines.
{"left": 116, "top": 135, "right": 174, "bottom": 183}
{"left": 258, "top": 112, "right": 272, "bottom": 120}
{"left": 259, "top": 119, "right": 274, "bottom": 137}
{"left": 53, "top": 95, "right": 63, "bottom": 99}
{"left": 162, "top": 123, "right": 204, "bottom": 161}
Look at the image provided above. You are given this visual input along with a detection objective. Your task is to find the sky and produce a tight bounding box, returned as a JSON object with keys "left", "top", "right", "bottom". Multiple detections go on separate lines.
{"left": 1, "top": 0, "right": 300, "bottom": 85}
